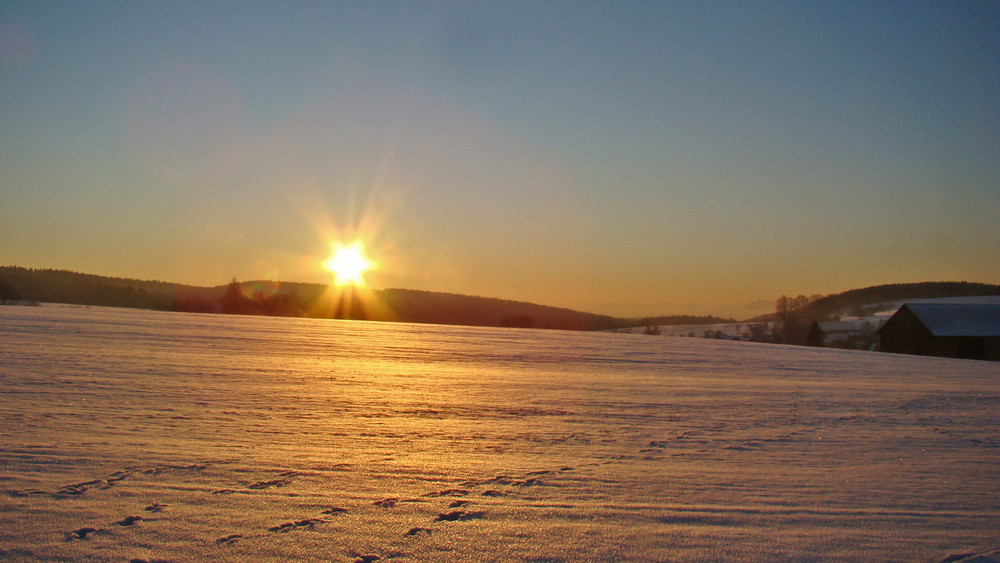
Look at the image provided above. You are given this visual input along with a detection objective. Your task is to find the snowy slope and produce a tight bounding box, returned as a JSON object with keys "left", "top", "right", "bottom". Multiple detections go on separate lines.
{"left": 1, "top": 304, "right": 998, "bottom": 562}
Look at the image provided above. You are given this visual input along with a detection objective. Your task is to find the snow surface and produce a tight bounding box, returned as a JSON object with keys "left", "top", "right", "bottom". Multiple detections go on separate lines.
{"left": 1, "top": 304, "right": 998, "bottom": 562}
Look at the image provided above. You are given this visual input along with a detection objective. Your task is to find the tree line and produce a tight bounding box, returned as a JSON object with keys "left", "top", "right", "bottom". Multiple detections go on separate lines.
{"left": 12, "top": 267, "right": 987, "bottom": 341}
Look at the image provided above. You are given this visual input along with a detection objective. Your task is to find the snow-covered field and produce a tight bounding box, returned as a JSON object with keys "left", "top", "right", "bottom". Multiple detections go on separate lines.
{"left": 1, "top": 304, "right": 998, "bottom": 562}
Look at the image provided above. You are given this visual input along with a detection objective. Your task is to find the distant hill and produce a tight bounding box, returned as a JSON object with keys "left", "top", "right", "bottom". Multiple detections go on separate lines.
{"left": 806, "top": 281, "right": 1000, "bottom": 315}
{"left": 356, "top": 288, "right": 620, "bottom": 330}
{"left": 0, "top": 266, "right": 624, "bottom": 331}
{"left": 15, "top": 267, "right": 987, "bottom": 337}
{"left": 0, "top": 267, "right": 195, "bottom": 310}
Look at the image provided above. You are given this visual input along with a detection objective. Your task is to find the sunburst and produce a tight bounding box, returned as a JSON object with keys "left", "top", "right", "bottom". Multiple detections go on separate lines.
{"left": 323, "top": 241, "right": 374, "bottom": 287}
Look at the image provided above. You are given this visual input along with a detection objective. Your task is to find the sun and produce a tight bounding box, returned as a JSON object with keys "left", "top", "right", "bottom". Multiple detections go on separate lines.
{"left": 323, "top": 241, "right": 374, "bottom": 287}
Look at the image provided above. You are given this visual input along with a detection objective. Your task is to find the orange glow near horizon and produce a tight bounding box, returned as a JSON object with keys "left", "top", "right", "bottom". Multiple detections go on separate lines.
{"left": 323, "top": 241, "right": 375, "bottom": 287}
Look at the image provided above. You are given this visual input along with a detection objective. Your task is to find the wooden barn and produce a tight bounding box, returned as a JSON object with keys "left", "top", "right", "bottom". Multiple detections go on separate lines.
{"left": 878, "top": 303, "right": 1000, "bottom": 361}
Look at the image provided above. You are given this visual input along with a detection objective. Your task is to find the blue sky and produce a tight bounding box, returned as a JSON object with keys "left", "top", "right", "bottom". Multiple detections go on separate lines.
{"left": 1, "top": 1, "right": 997, "bottom": 317}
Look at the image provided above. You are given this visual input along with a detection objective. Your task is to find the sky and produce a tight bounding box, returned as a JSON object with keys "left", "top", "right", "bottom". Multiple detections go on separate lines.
{"left": 1, "top": 1, "right": 998, "bottom": 318}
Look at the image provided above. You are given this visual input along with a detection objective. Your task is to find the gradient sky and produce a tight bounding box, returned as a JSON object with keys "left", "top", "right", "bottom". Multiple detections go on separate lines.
{"left": 1, "top": 1, "right": 998, "bottom": 318}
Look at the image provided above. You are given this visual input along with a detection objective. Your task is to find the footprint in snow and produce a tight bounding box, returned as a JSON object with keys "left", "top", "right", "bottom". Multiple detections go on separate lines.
{"left": 66, "top": 527, "right": 99, "bottom": 540}
{"left": 115, "top": 515, "right": 144, "bottom": 526}
{"left": 215, "top": 534, "right": 242, "bottom": 546}
{"left": 434, "top": 510, "right": 486, "bottom": 522}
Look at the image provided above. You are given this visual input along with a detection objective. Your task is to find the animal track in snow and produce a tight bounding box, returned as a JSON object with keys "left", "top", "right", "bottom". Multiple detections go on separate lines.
{"left": 267, "top": 518, "right": 325, "bottom": 532}
{"left": 212, "top": 470, "right": 305, "bottom": 494}
{"left": 725, "top": 441, "right": 763, "bottom": 451}
{"left": 247, "top": 478, "right": 291, "bottom": 490}
{"left": 372, "top": 497, "right": 423, "bottom": 508}
{"left": 422, "top": 488, "right": 470, "bottom": 498}
{"left": 6, "top": 488, "right": 46, "bottom": 497}
{"left": 140, "top": 464, "right": 207, "bottom": 475}
{"left": 47, "top": 465, "right": 209, "bottom": 499}
{"left": 55, "top": 479, "right": 111, "bottom": 497}
{"left": 211, "top": 488, "right": 239, "bottom": 495}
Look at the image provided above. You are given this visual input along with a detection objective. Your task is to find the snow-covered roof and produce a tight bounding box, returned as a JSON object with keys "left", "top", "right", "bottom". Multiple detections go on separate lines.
{"left": 900, "top": 303, "right": 1000, "bottom": 337}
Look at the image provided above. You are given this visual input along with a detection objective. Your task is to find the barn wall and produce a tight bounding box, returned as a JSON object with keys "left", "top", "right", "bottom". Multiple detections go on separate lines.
{"left": 880, "top": 306, "right": 1000, "bottom": 361}
{"left": 879, "top": 308, "right": 935, "bottom": 356}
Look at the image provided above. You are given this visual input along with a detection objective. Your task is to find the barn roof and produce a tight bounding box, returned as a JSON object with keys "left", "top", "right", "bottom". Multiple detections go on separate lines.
{"left": 898, "top": 303, "right": 1000, "bottom": 337}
